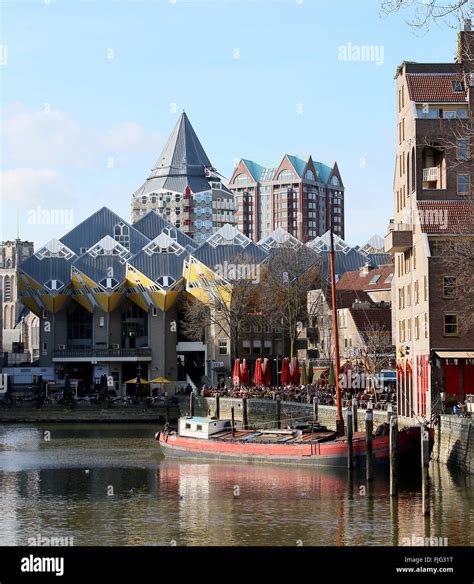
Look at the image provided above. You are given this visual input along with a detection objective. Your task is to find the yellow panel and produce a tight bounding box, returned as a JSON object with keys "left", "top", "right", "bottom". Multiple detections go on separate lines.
{"left": 185, "top": 258, "right": 232, "bottom": 306}
{"left": 126, "top": 266, "right": 155, "bottom": 288}
{"left": 52, "top": 293, "right": 71, "bottom": 313}
{"left": 163, "top": 290, "right": 179, "bottom": 311}
{"left": 128, "top": 292, "right": 150, "bottom": 312}
{"left": 73, "top": 294, "right": 94, "bottom": 313}
{"left": 149, "top": 291, "right": 166, "bottom": 311}
{"left": 21, "top": 297, "right": 43, "bottom": 317}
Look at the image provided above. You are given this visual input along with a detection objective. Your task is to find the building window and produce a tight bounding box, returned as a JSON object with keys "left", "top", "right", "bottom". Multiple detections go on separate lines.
{"left": 242, "top": 341, "right": 251, "bottom": 356}
{"left": 443, "top": 313, "right": 459, "bottom": 336}
{"left": 278, "top": 169, "right": 296, "bottom": 182}
{"left": 408, "top": 318, "right": 412, "bottom": 341}
{"left": 424, "top": 313, "right": 428, "bottom": 338}
{"left": 407, "top": 284, "right": 411, "bottom": 307}
{"left": 414, "top": 280, "right": 419, "bottom": 304}
{"left": 196, "top": 425, "right": 202, "bottom": 432}
{"left": 3, "top": 276, "right": 11, "bottom": 301}
{"left": 457, "top": 138, "right": 469, "bottom": 161}
{"left": 452, "top": 80, "right": 465, "bottom": 92}
{"left": 414, "top": 316, "right": 419, "bottom": 340}
{"left": 457, "top": 174, "right": 470, "bottom": 195}
{"left": 218, "top": 340, "right": 228, "bottom": 355}
{"left": 234, "top": 173, "right": 251, "bottom": 184}
{"left": 399, "top": 287, "right": 404, "bottom": 310}
{"left": 443, "top": 276, "right": 457, "bottom": 298}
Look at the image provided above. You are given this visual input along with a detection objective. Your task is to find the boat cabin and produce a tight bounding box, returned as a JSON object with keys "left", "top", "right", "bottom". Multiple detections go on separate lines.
{"left": 179, "top": 416, "right": 232, "bottom": 439}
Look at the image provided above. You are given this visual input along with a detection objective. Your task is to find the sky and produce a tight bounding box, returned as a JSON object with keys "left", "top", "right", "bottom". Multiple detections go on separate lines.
{"left": 1, "top": 0, "right": 457, "bottom": 247}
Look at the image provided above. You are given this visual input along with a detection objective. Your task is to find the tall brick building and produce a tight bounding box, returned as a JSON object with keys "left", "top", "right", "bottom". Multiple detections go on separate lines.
{"left": 385, "top": 24, "right": 474, "bottom": 418}
{"left": 228, "top": 155, "right": 345, "bottom": 243}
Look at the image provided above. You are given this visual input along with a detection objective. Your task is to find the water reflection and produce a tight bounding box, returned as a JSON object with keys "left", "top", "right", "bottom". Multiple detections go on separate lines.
{"left": 0, "top": 424, "right": 472, "bottom": 546}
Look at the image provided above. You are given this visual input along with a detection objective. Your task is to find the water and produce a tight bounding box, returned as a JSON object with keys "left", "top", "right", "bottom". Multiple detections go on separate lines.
{"left": 0, "top": 423, "right": 472, "bottom": 546}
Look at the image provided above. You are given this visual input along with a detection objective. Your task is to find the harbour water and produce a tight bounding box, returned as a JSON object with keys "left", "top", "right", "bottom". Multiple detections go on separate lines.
{"left": 0, "top": 423, "right": 472, "bottom": 547}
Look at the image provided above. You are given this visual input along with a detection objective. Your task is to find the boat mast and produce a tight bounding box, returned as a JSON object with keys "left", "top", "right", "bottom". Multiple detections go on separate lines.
{"left": 329, "top": 217, "right": 344, "bottom": 437}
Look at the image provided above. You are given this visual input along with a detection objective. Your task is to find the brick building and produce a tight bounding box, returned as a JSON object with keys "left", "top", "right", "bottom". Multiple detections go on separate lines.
{"left": 385, "top": 25, "right": 474, "bottom": 418}
{"left": 228, "top": 155, "right": 344, "bottom": 243}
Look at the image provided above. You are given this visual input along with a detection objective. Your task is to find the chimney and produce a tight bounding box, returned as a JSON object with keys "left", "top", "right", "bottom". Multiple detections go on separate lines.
{"left": 359, "top": 261, "right": 372, "bottom": 276}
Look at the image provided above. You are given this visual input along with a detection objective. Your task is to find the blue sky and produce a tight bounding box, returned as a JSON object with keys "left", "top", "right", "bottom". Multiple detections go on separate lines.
{"left": 1, "top": 0, "right": 456, "bottom": 246}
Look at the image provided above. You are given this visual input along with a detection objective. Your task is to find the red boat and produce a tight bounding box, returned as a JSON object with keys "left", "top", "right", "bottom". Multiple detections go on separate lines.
{"left": 156, "top": 416, "right": 432, "bottom": 469}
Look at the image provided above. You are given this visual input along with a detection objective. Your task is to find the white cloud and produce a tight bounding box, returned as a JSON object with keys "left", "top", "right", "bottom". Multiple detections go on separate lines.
{"left": 1, "top": 168, "right": 76, "bottom": 208}
{"left": 2, "top": 104, "right": 164, "bottom": 169}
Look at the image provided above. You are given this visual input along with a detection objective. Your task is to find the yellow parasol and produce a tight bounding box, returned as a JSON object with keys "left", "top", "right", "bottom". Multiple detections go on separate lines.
{"left": 149, "top": 377, "right": 173, "bottom": 384}
{"left": 149, "top": 376, "right": 174, "bottom": 398}
{"left": 125, "top": 377, "right": 150, "bottom": 384}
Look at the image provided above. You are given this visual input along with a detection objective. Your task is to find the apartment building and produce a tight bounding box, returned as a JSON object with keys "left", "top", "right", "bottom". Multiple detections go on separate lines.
{"left": 385, "top": 24, "right": 474, "bottom": 418}
{"left": 229, "top": 155, "right": 345, "bottom": 243}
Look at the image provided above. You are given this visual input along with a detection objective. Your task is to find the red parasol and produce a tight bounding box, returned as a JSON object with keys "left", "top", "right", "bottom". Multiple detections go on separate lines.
{"left": 262, "top": 358, "right": 271, "bottom": 386}
{"left": 241, "top": 358, "right": 250, "bottom": 385}
{"left": 253, "top": 358, "right": 263, "bottom": 385}
{"left": 281, "top": 358, "right": 291, "bottom": 386}
{"left": 232, "top": 359, "right": 241, "bottom": 386}
{"left": 292, "top": 358, "right": 300, "bottom": 385}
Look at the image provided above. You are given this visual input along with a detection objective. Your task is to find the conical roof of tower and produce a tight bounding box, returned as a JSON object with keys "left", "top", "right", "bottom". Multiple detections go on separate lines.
{"left": 133, "top": 112, "right": 231, "bottom": 197}
{"left": 149, "top": 112, "right": 214, "bottom": 179}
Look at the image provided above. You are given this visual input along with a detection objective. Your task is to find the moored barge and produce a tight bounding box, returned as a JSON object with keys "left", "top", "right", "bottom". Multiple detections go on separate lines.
{"left": 156, "top": 416, "right": 430, "bottom": 469}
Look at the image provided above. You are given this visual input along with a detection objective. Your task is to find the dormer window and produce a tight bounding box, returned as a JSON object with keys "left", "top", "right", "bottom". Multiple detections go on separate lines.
{"left": 99, "top": 277, "right": 119, "bottom": 289}
{"left": 156, "top": 275, "right": 176, "bottom": 288}
{"left": 114, "top": 222, "right": 130, "bottom": 249}
{"left": 452, "top": 80, "right": 464, "bottom": 92}
{"left": 44, "top": 279, "right": 64, "bottom": 291}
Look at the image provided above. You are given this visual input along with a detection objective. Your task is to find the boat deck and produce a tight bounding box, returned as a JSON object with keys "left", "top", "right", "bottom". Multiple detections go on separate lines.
{"left": 209, "top": 429, "right": 342, "bottom": 444}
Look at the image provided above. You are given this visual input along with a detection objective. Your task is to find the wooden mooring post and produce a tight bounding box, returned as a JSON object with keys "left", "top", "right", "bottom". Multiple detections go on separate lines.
{"left": 312, "top": 395, "right": 318, "bottom": 423}
{"left": 352, "top": 397, "right": 358, "bottom": 432}
{"left": 389, "top": 414, "right": 398, "bottom": 496}
{"left": 242, "top": 397, "right": 248, "bottom": 430}
{"left": 347, "top": 406, "right": 354, "bottom": 470}
{"left": 276, "top": 395, "right": 281, "bottom": 429}
{"left": 231, "top": 406, "right": 235, "bottom": 437}
{"left": 215, "top": 395, "right": 220, "bottom": 419}
{"left": 189, "top": 392, "right": 194, "bottom": 417}
{"left": 366, "top": 402, "right": 373, "bottom": 482}
{"left": 421, "top": 424, "right": 430, "bottom": 516}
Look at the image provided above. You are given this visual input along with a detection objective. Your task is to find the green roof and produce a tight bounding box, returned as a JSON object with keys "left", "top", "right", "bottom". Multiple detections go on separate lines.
{"left": 286, "top": 155, "right": 308, "bottom": 178}
{"left": 242, "top": 159, "right": 265, "bottom": 181}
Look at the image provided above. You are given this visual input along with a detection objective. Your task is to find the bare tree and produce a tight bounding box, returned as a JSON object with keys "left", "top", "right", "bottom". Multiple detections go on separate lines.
{"left": 357, "top": 320, "right": 394, "bottom": 376}
{"left": 179, "top": 266, "right": 261, "bottom": 364}
{"left": 380, "top": 0, "right": 470, "bottom": 31}
{"left": 261, "top": 248, "right": 321, "bottom": 360}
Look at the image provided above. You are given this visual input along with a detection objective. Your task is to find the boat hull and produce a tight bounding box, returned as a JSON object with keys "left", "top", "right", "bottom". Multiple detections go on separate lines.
{"left": 157, "top": 426, "right": 430, "bottom": 469}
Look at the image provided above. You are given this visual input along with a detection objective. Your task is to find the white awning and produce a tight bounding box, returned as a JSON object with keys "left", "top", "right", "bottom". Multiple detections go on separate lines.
{"left": 435, "top": 351, "right": 474, "bottom": 359}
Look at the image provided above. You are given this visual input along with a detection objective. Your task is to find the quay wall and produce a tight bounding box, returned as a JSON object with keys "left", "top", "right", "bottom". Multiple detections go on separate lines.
{"left": 188, "top": 395, "right": 410, "bottom": 431}
{"left": 433, "top": 416, "right": 474, "bottom": 474}
{"left": 0, "top": 404, "right": 179, "bottom": 423}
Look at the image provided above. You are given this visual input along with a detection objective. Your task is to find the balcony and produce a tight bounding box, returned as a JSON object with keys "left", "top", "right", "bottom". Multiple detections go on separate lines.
{"left": 423, "top": 167, "right": 439, "bottom": 182}
{"left": 52, "top": 348, "right": 152, "bottom": 362}
{"left": 384, "top": 222, "right": 413, "bottom": 253}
